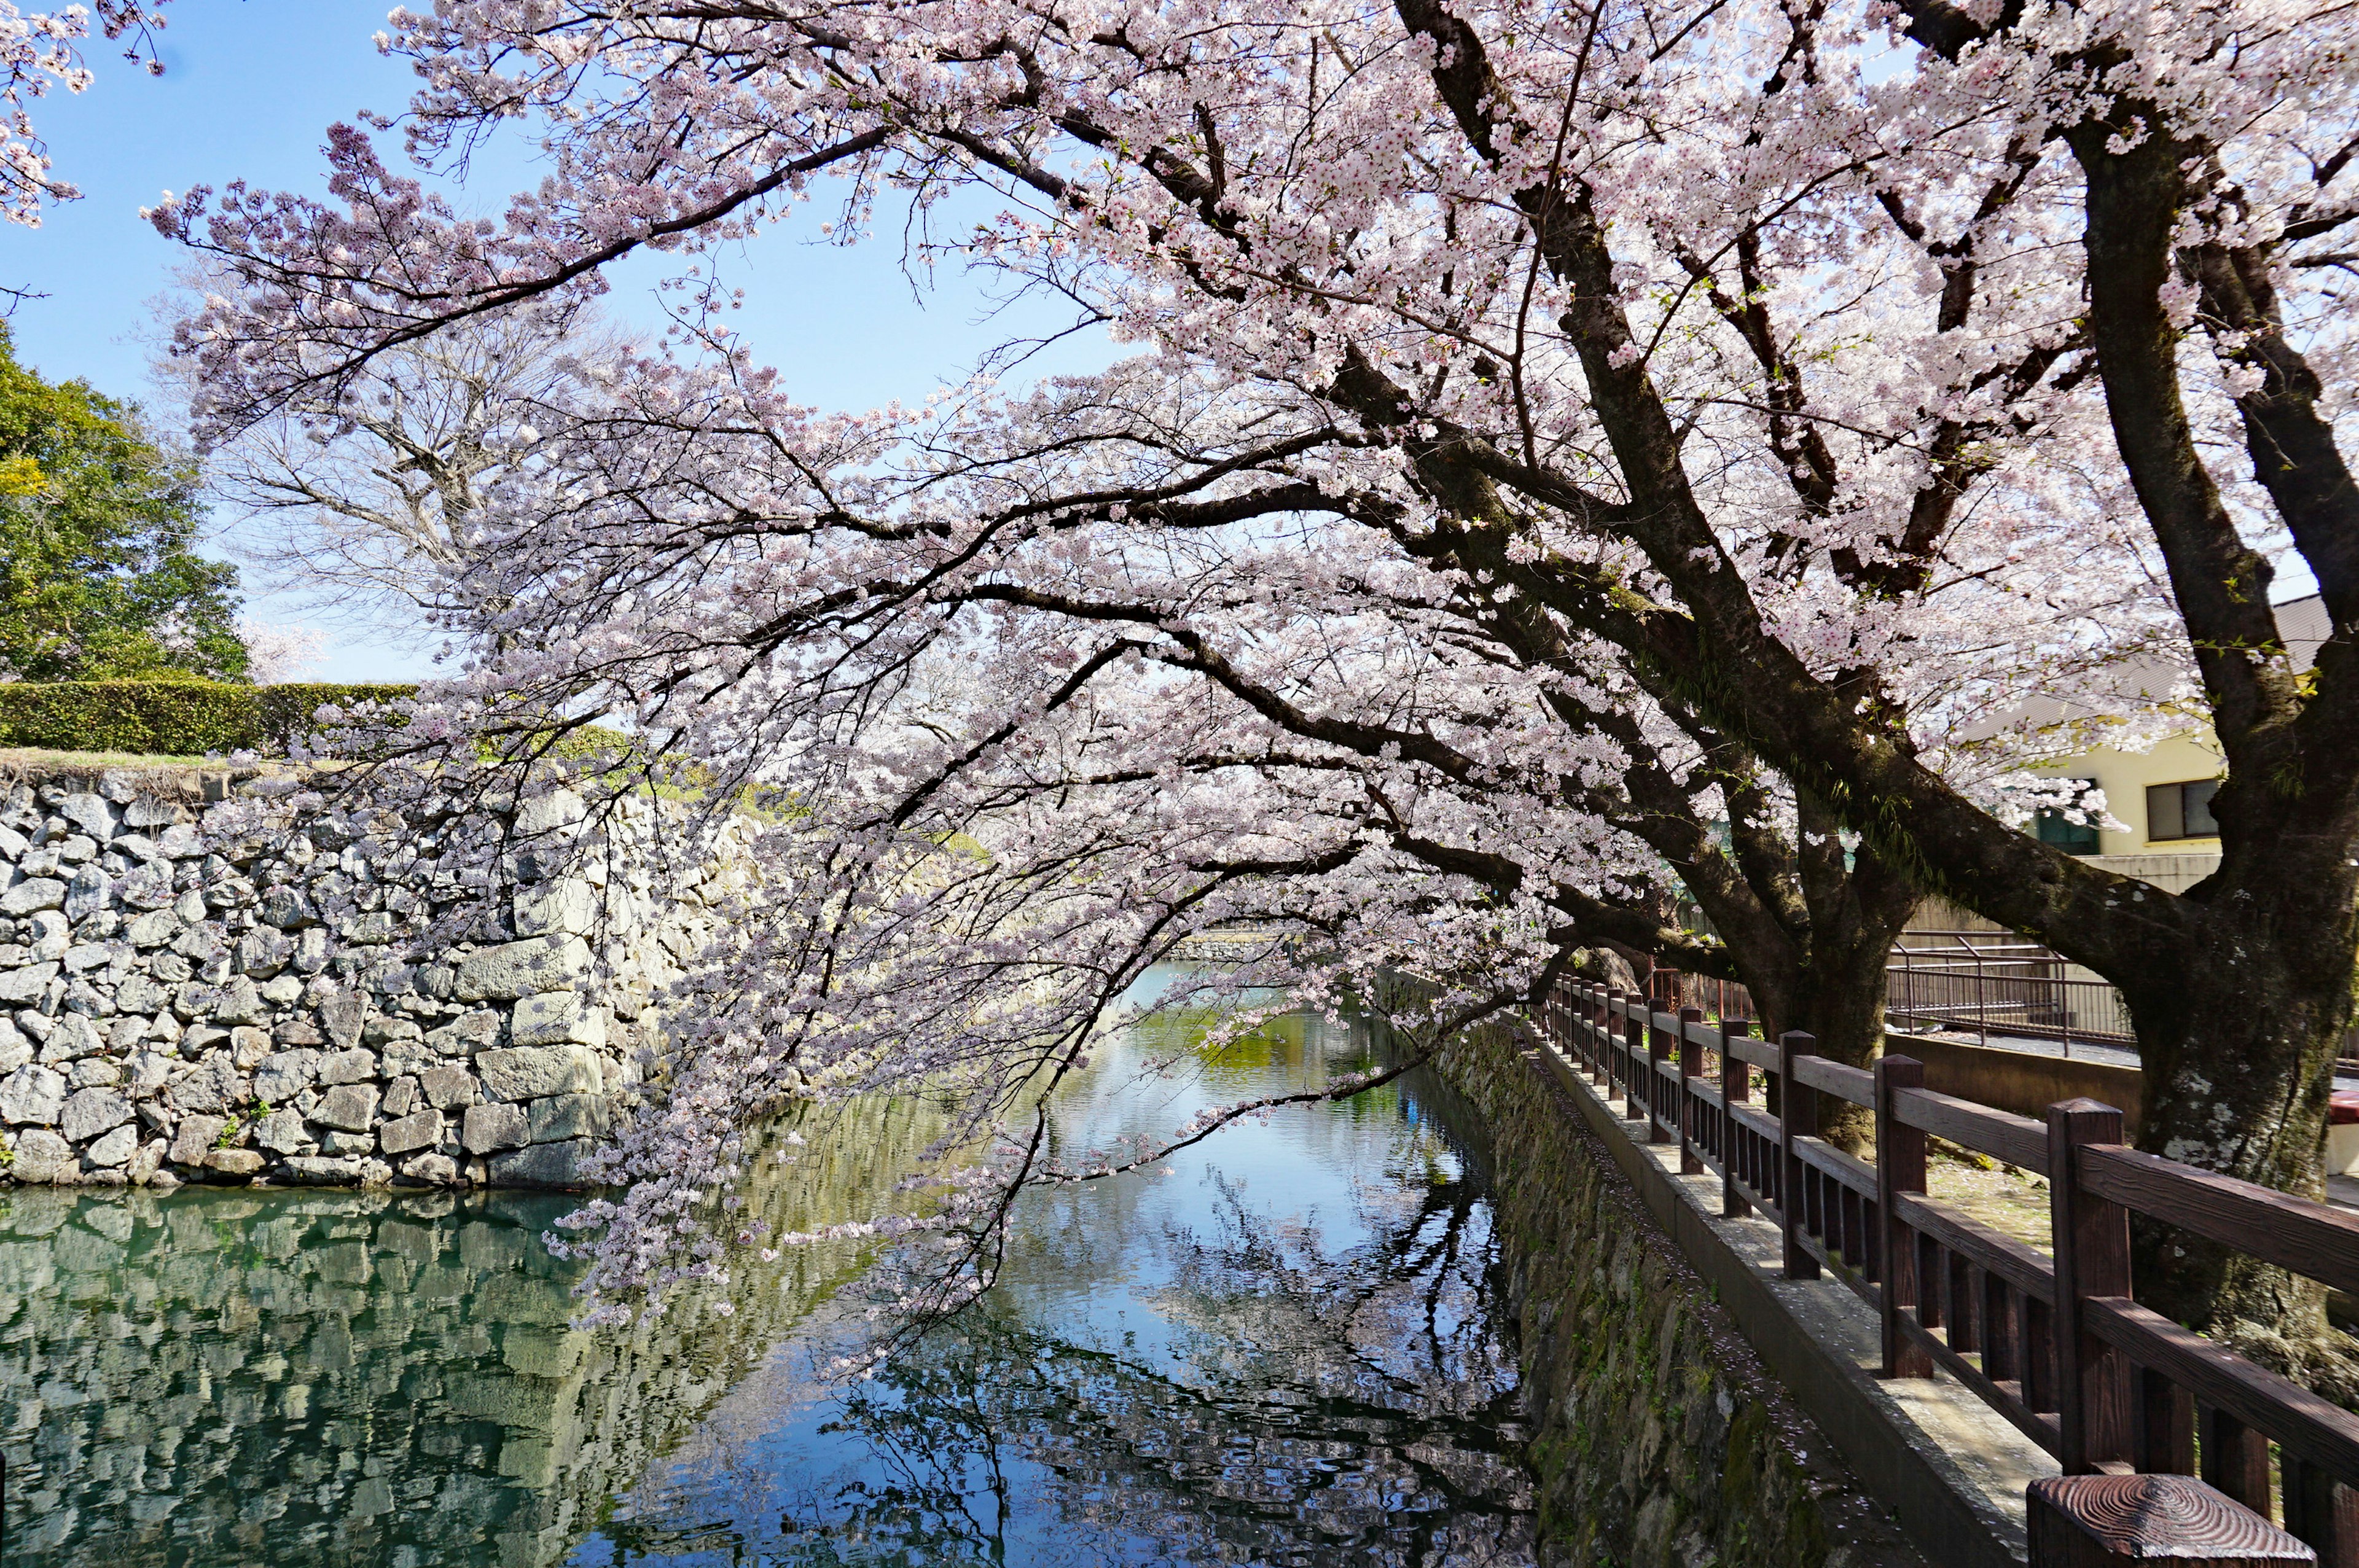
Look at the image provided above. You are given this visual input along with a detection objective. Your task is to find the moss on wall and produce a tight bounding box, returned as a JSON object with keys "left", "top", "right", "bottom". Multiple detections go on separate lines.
{"left": 1431, "top": 1016, "right": 1925, "bottom": 1568}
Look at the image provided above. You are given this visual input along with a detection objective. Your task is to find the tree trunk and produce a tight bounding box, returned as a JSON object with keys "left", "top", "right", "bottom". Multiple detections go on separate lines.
{"left": 2118, "top": 873, "right": 2359, "bottom": 1398}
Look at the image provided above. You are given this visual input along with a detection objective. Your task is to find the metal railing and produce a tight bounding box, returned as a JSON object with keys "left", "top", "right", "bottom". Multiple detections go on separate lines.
{"left": 1886, "top": 930, "right": 2135, "bottom": 1056}
{"left": 1539, "top": 981, "right": 2359, "bottom": 1563}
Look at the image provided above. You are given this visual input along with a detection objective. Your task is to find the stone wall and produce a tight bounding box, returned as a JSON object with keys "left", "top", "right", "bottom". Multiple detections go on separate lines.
{"left": 0, "top": 1094, "right": 935, "bottom": 1567}
{"left": 0, "top": 762, "right": 695, "bottom": 1190}
{"left": 1426, "top": 1013, "right": 1928, "bottom": 1568}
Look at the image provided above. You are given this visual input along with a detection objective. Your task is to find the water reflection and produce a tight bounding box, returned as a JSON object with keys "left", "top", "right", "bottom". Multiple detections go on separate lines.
{"left": 4, "top": 973, "right": 1532, "bottom": 1566}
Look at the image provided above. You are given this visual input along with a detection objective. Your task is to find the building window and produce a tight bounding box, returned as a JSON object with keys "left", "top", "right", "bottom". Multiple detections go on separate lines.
{"left": 2146, "top": 778, "right": 2221, "bottom": 841}
{"left": 2034, "top": 779, "right": 2103, "bottom": 854}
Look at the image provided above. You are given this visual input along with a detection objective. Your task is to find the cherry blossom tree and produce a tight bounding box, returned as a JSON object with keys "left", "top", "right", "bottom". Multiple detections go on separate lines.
{"left": 155, "top": 0, "right": 2359, "bottom": 1382}
{"left": 0, "top": 1, "right": 169, "bottom": 228}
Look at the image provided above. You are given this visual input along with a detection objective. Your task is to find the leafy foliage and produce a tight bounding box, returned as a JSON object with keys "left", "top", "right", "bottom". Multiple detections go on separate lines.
{"left": 0, "top": 327, "right": 245, "bottom": 682}
{"left": 0, "top": 678, "right": 418, "bottom": 755}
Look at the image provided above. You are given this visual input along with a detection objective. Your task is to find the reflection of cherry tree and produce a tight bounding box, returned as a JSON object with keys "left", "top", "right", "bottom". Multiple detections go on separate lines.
{"left": 603, "top": 1090, "right": 1530, "bottom": 1567}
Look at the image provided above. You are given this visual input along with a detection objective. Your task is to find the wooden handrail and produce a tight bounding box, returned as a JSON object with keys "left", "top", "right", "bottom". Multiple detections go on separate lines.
{"left": 1534, "top": 980, "right": 2359, "bottom": 1564}
{"left": 1793, "top": 1055, "right": 1875, "bottom": 1106}
{"left": 2079, "top": 1145, "right": 2359, "bottom": 1300}
{"left": 1893, "top": 1085, "right": 2050, "bottom": 1174}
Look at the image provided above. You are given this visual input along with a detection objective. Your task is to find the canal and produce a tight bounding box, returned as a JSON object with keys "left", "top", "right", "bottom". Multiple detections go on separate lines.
{"left": 1, "top": 969, "right": 1535, "bottom": 1565}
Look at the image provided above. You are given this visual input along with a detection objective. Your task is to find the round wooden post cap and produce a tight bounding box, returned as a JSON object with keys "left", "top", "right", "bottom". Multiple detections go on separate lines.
{"left": 2028, "top": 1474, "right": 2314, "bottom": 1564}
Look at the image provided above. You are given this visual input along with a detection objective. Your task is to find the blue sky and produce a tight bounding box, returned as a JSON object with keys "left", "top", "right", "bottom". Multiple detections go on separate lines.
{"left": 0, "top": 1, "right": 1109, "bottom": 680}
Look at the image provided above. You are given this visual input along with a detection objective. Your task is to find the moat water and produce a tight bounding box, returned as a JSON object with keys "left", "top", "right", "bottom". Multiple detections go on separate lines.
{"left": 1, "top": 971, "right": 1533, "bottom": 1566}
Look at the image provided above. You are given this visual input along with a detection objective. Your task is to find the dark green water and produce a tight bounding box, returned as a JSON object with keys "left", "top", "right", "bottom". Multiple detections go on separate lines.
{"left": 1, "top": 972, "right": 1532, "bottom": 1566}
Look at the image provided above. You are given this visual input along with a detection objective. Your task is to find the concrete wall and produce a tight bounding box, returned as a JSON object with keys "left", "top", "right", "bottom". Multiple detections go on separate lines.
{"left": 1888, "top": 1031, "right": 2145, "bottom": 1135}
{"left": 0, "top": 762, "right": 710, "bottom": 1190}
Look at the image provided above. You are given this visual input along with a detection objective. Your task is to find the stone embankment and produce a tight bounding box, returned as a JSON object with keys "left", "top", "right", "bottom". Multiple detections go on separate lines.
{"left": 1425, "top": 1008, "right": 1930, "bottom": 1568}
{"left": 0, "top": 762, "right": 700, "bottom": 1189}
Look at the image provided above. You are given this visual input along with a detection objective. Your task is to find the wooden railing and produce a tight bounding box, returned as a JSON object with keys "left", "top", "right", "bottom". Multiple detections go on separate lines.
{"left": 1542, "top": 980, "right": 2359, "bottom": 1566}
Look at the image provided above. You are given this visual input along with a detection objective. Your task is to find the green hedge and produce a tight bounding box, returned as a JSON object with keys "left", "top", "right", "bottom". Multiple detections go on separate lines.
{"left": 0, "top": 679, "right": 418, "bottom": 756}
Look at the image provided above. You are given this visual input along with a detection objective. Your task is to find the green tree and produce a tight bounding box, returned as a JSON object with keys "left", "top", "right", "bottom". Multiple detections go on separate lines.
{"left": 0, "top": 327, "right": 245, "bottom": 682}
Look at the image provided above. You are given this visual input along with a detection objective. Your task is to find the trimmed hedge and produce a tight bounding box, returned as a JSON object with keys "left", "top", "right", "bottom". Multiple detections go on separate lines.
{"left": 0, "top": 679, "right": 418, "bottom": 756}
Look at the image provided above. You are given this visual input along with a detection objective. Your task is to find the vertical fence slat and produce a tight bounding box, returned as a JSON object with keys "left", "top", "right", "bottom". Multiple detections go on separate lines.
{"left": 2199, "top": 1405, "right": 2274, "bottom": 1519}
{"left": 2050, "top": 1098, "right": 2134, "bottom": 1474}
{"left": 1778, "top": 1031, "right": 1820, "bottom": 1281}
{"left": 1678, "top": 1005, "right": 1704, "bottom": 1174}
{"left": 1619, "top": 993, "right": 1647, "bottom": 1125}
{"left": 2285, "top": 1456, "right": 2359, "bottom": 1568}
{"left": 2131, "top": 1367, "right": 2193, "bottom": 1476}
{"left": 1648, "top": 1008, "right": 1673, "bottom": 1145}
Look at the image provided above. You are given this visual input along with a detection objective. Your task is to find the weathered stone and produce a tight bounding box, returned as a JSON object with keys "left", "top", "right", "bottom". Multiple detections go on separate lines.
{"left": 254, "top": 1108, "right": 311, "bottom": 1155}
{"left": 10, "top": 1127, "right": 71, "bottom": 1180}
{"left": 235, "top": 926, "right": 292, "bottom": 977}
{"left": 488, "top": 1137, "right": 596, "bottom": 1187}
{"left": 318, "top": 1048, "right": 378, "bottom": 1086}
{"left": 312, "top": 1083, "right": 380, "bottom": 1133}
{"left": 36, "top": 1012, "right": 101, "bottom": 1063}
{"left": 381, "top": 1075, "right": 420, "bottom": 1118}
{"left": 121, "top": 799, "right": 177, "bottom": 831}
{"left": 125, "top": 1050, "right": 171, "bottom": 1098}
{"left": 426, "top": 1010, "right": 501, "bottom": 1056}
{"left": 378, "top": 1109, "right": 443, "bottom": 1156}
{"left": 513, "top": 879, "right": 597, "bottom": 937}
{"left": 68, "top": 1057, "right": 120, "bottom": 1088}
{"left": 340, "top": 911, "right": 398, "bottom": 945}
{"left": 258, "top": 974, "right": 303, "bottom": 1007}
{"left": 256, "top": 884, "right": 317, "bottom": 928}
{"left": 453, "top": 935, "right": 590, "bottom": 1002}
{"left": 57, "top": 792, "right": 118, "bottom": 841}
{"left": 63, "top": 864, "right": 110, "bottom": 919}
{"left": 0, "top": 877, "right": 63, "bottom": 915}
{"left": 528, "top": 1093, "right": 609, "bottom": 1144}
{"left": 402, "top": 1151, "right": 459, "bottom": 1185}
{"left": 167, "top": 1057, "right": 243, "bottom": 1114}
{"left": 475, "top": 1045, "right": 601, "bottom": 1103}
{"left": 59, "top": 1087, "right": 132, "bottom": 1143}
{"left": 210, "top": 975, "right": 265, "bottom": 1026}
{"left": 0, "top": 959, "right": 58, "bottom": 1003}
{"left": 229, "top": 1025, "right": 273, "bottom": 1067}
{"left": 205, "top": 1147, "right": 265, "bottom": 1178}
{"left": 460, "top": 1101, "right": 529, "bottom": 1155}
{"left": 252, "top": 1051, "right": 323, "bottom": 1099}
{"left": 283, "top": 1154, "right": 362, "bottom": 1184}
{"left": 0, "top": 1024, "right": 28, "bottom": 1075}
{"left": 123, "top": 905, "right": 180, "bottom": 943}
{"left": 318, "top": 988, "right": 368, "bottom": 1048}
{"left": 60, "top": 941, "right": 111, "bottom": 973}
{"left": 377, "top": 1039, "right": 432, "bottom": 1080}
{"left": 126, "top": 1136, "right": 163, "bottom": 1185}
{"left": 0, "top": 1063, "right": 66, "bottom": 1125}
{"left": 294, "top": 926, "right": 332, "bottom": 974}
{"left": 319, "top": 1129, "right": 376, "bottom": 1155}
{"left": 272, "top": 1016, "right": 323, "bottom": 1048}
{"left": 511, "top": 991, "right": 607, "bottom": 1049}
{"left": 420, "top": 1064, "right": 479, "bottom": 1111}
{"left": 84, "top": 1123, "right": 138, "bottom": 1168}
{"left": 168, "top": 1114, "right": 227, "bottom": 1166}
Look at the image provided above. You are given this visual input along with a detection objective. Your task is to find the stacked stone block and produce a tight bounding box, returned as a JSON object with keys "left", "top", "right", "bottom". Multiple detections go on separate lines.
{"left": 0, "top": 765, "right": 680, "bottom": 1188}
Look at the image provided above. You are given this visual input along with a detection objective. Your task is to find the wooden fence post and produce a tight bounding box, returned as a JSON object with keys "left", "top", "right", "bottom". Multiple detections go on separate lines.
{"left": 2049, "top": 1097, "right": 2134, "bottom": 1475}
{"left": 1876, "top": 1055, "right": 1933, "bottom": 1377}
{"left": 2029, "top": 1475, "right": 2314, "bottom": 1566}
{"left": 1779, "top": 1030, "right": 1821, "bottom": 1280}
{"left": 1678, "top": 1005, "right": 1704, "bottom": 1173}
{"left": 1723, "top": 1018, "right": 1753, "bottom": 1218}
